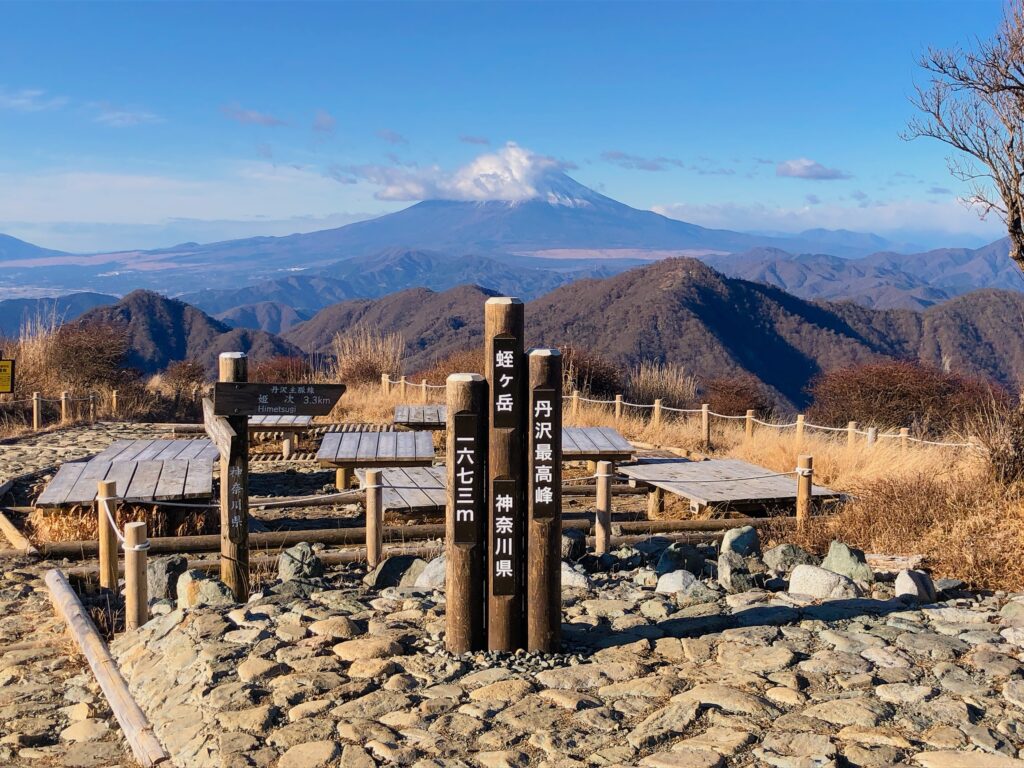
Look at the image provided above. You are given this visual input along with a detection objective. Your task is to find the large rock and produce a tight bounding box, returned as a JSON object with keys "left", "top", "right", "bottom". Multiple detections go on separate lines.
{"left": 656, "top": 570, "right": 698, "bottom": 595}
{"left": 413, "top": 555, "right": 446, "bottom": 590}
{"left": 278, "top": 542, "right": 325, "bottom": 581}
{"left": 561, "top": 530, "right": 586, "bottom": 561}
{"left": 562, "top": 562, "right": 591, "bottom": 590}
{"left": 789, "top": 564, "right": 861, "bottom": 600}
{"left": 655, "top": 543, "right": 705, "bottom": 576}
{"left": 763, "top": 543, "right": 816, "bottom": 575}
{"left": 718, "top": 551, "right": 758, "bottom": 594}
{"left": 176, "top": 570, "right": 234, "bottom": 609}
{"left": 147, "top": 555, "right": 187, "bottom": 601}
{"left": 896, "top": 569, "right": 937, "bottom": 603}
{"left": 362, "top": 556, "right": 427, "bottom": 589}
{"left": 821, "top": 541, "right": 874, "bottom": 583}
{"left": 721, "top": 526, "right": 759, "bottom": 558}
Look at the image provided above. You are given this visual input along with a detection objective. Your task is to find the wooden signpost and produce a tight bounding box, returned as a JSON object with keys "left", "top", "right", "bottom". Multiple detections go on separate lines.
{"left": 205, "top": 353, "right": 345, "bottom": 602}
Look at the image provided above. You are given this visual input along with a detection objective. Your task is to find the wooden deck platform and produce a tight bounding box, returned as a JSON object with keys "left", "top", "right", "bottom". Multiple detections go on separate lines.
{"left": 248, "top": 415, "right": 313, "bottom": 433}
{"left": 562, "top": 427, "right": 634, "bottom": 462}
{"left": 317, "top": 430, "right": 436, "bottom": 467}
{"left": 37, "top": 439, "right": 218, "bottom": 507}
{"left": 619, "top": 458, "right": 840, "bottom": 515}
{"left": 354, "top": 466, "right": 446, "bottom": 512}
{"left": 393, "top": 405, "right": 445, "bottom": 430}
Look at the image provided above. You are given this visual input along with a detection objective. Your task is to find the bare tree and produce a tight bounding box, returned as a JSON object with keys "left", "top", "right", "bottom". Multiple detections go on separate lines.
{"left": 906, "top": 1, "right": 1024, "bottom": 266}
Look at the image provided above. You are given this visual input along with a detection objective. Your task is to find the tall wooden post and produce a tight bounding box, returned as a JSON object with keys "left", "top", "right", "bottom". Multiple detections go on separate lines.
{"left": 89, "top": 393, "right": 96, "bottom": 422}
{"left": 866, "top": 427, "right": 877, "bottom": 446}
{"left": 900, "top": 427, "right": 909, "bottom": 453}
{"left": 445, "top": 373, "right": 487, "bottom": 653}
{"left": 795, "top": 414, "right": 805, "bottom": 445}
{"left": 653, "top": 398, "right": 662, "bottom": 429}
{"left": 527, "top": 349, "right": 562, "bottom": 653}
{"left": 595, "top": 460, "right": 612, "bottom": 555}
{"left": 97, "top": 480, "right": 119, "bottom": 595}
{"left": 400, "top": 376, "right": 408, "bottom": 398}
{"left": 847, "top": 420, "right": 858, "bottom": 447}
{"left": 484, "top": 297, "right": 525, "bottom": 652}
{"left": 647, "top": 487, "right": 664, "bottom": 517}
{"left": 124, "top": 521, "right": 149, "bottom": 631}
{"left": 111, "top": 390, "right": 119, "bottom": 418}
{"left": 421, "top": 379, "right": 428, "bottom": 404}
{"left": 32, "top": 392, "right": 41, "bottom": 431}
{"left": 365, "top": 469, "right": 383, "bottom": 568}
{"left": 219, "top": 352, "right": 249, "bottom": 602}
{"left": 796, "top": 455, "right": 813, "bottom": 532}
{"left": 381, "top": 373, "right": 389, "bottom": 396}
{"left": 571, "top": 390, "right": 580, "bottom": 419}
{"left": 614, "top": 394, "right": 623, "bottom": 423}
{"left": 745, "top": 409, "right": 755, "bottom": 442}
{"left": 60, "top": 391, "right": 70, "bottom": 423}
{"left": 700, "top": 403, "right": 710, "bottom": 450}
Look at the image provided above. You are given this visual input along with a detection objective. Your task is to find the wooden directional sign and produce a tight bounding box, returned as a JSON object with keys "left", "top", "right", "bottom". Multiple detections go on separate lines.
{"left": 202, "top": 397, "right": 237, "bottom": 456}
{"left": 213, "top": 383, "right": 345, "bottom": 417}
{"left": 0, "top": 359, "right": 14, "bottom": 394}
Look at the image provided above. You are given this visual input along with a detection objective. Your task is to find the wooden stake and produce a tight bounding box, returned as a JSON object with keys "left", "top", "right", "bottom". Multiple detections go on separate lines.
{"left": 89, "top": 393, "right": 96, "bottom": 422}
{"left": 336, "top": 467, "right": 353, "bottom": 490}
{"left": 614, "top": 394, "right": 623, "bottom": 423}
{"left": 445, "top": 372, "right": 487, "bottom": 653}
{"left": 282, "top": 437, "right": 293, "bottom": 460}
{"left": 571, "top": 389, "right": 580, "bottom": 418}
{"left": 847, "top": 420, "right": 858, "bottom": 447}
{"left": 124, "top": 521, "right": 148, "bottom": 631}
{"left": 595, "top": 460, "right": 612, "bottom": 555}
{"left": 795, "top": 414, "right": 805, "bottom": 445}
{"left": 421, "top": 379, "right": 428, "bottom": 404}
{"left": 400, "top": 376, "right": 408, "bottom": 398}
{"left": 60, "top": 391, "right": 69, "bottom": 423}
{"left": 653, "top": 398, "right": 662, "bottom": 429}
{"left": 900, "top": 427, "right": 909, "bottom": 452}
{"left": 796, "top": 454, "right": 813, "bottom": 532}
{"left": 44, "top": 569, "right": 170, "bottom": 767}
{"left": 647, "top": 486, "right": 664, "bottom": 517}
{"left": 32, "top": 391, "right": 41, "bottom": 431}
{"left": 97, "top": 480, "right": 119, "bottom": 595}
{"left": 527, "top": 349, "right": 562, "bottom": 653}
{"left": 365, "top": 469, "right": 383, "bottom": 568}
{"left": 381, "top": 373, "right": 389, "bottom": 395}
{"left": 866, "top": 427, "right": 877, "bottom": 446}
{"left": 218, "top": 352, "right": 249, "bottom": 602}
{"left": 484, "top": 297, "right": 525, "bottom": 652}
{"left": 700, "top": 403, "right": 710, "bottom": 450}
{"left": 111, "top": 389, "right": 119, "bottom": 418}
{"left": 745, "top": 409, "right": 755, "bottom": 442}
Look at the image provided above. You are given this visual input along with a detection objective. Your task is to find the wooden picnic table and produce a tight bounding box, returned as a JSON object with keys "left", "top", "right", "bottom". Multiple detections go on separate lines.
{"left": 393, "top": 405, "right": 446, "bottom": 430}
{"left": 36, "top": 439, "right": 218, "bottom": 507}
{"left": 619, "top": 458, "right": 840, "bottom": 517}
{"left": 317, "top": 430, "right": 436, "bottom": 489}
{"left": 354, "top": 466, "right": 447, "bottom": 513}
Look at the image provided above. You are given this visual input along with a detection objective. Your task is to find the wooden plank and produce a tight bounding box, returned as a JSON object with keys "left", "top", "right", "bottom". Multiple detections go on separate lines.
{"left": 175, "top": 440, "right": 208, "bottom": 460}
{"left": 153, "top": 460, "right": 188, "bottom": 500}
{"left": 92, "top": 440, "right": 134, "bottom": 463}
{"left": 133, "top": 441, "right": 170, "bottom": 462}
{"left": 316, "top": 433, "right": 342, "bottom": 462}
{"left": 153, "top": 440, "right": 191, "bottom": 462}
{"left": 414, "top": 431, "right": 435, "bottom": 460}
{"left": 387, "top": 466, "right": 435, "bottom": 510}
{"left": 103, "top": 461, "right": 139, "bottom": 500}
{"left": 110, "top": 440, "right": 154, "bottom": 464}
{"left": 196, "top": 443, "right": 220, "bottom": 462}
{"left": 356, "top": 432, "right": 381, "bottom": 462}
{"left": 181, "top": 460, "right": 214, "bottom": 499}
{"left": 581, "top": 427, "right": 617, "bottom": 454}
{"left": 125, "top": 460, "right": 163, "bottom": 501}
{"left": 376, "top": 432, "right": 398, "bottom": 461}
{"left": 567, "top": 428, "right": 602, "bottom": 456}
{"left": 337, "top": 432, "right": 361, "bottom": 461}
{"left": 596, "top": 427, "right": 634, "bottom": 453}
{"left": 404, "top": 465, "right": 446, "bottom": 506}
{"left": 64, "top": 460, "right": 114, "bottom": 505}
{"left": 36, "top": 463, "right": 88, "bottom": 506}
{"left": 394, "top": 406, "right": 409, "bottom": 424}
{"left": 395, "top": 431, "right": 416, "bottom": 460}
{"left": 561, "top": 428, "right": 583, "bottom": 455}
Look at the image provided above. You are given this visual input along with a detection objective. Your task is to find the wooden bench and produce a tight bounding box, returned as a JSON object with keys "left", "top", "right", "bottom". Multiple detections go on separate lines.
{"left": 248, "top": 415, "right": 313, "bottom": 457}
{"left": 619, "top": 458, "right": 840, "bottom": 517}
{"left": 393, "top": 405, "right": 446, "bottom": 430}
{"left": 354, "top": 466, "right": 446, "bottom": 513}
{"left": 561, "top": 426, "right": 634, "bottom": 464}
{"left": 317, "top": 430, "right": 436, "bottom": 490}
{"left": 37, "top": 439, "right": 218, "bottom": 507}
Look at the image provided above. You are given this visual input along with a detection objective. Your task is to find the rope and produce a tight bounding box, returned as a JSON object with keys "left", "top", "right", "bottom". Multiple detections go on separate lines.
{"left": 577, "top": 396, "right": 614, "bottom": 405}
{"left": 99, "top": 496, "right": 151, "bottom": 552}
{"left": 752, "top": 418, "right": 799, "bottom": 428}
{"left": 802, "top": 422, "right": 848, "bottom": 433}
{"left": 906, "top": 437, "right": 974, "bottom": 448}
{"left": 675, "top": 470, "right": 799, "bottom": 483}
{"left": 620, "top": 401, "right": 654, "bottom": 409}
{"left": 660, "top": 405, "right": 702, "bottom": 414}
{"left": 707, "top": 411, "right": 748, "bottom": 420}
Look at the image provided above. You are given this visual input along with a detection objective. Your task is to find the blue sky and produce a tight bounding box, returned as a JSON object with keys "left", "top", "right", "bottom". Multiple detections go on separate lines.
{"left": 0, "top": 0, "right": 1008, "bottom": 251}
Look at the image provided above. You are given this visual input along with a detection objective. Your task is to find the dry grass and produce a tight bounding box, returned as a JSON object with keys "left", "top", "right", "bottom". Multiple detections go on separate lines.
{"left": 330, "top": 326, "right": 403, "bottom": 385}
{"left": 625, "top": 362, "right": 698, "bottom": 408}
{"left": 28, "top": 503, "right": 215, "bottom": 542}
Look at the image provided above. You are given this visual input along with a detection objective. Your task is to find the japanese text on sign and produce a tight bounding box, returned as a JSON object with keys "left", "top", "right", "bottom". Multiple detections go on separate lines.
{"left": 0, "top": 359, "right": 13, "bottom": 395}
{"left": 453, "top": 412, "right": 482, "bottom": 544}
{"left": 226, "top": 460, "right": 247, "bottom": 544}
{"left": 492, "top": 337, "right": 519, "bottom": 429}
{"left": 531, "top": 387, "right": 558, "bottom": 517}
{"left": 492, "top": 479, "right": 517, "bottom": 594}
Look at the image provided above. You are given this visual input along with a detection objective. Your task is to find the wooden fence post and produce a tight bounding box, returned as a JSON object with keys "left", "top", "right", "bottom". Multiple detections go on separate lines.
{"left": 89, "top": 393, "right": 96, "bottom": 422}
{"left": 219, "top": 352, "right": 249, "bottom": 602}
{"left": 124, "top": 521, "right": 148, "bottom": 631}
{"left": 571, "top": 389, "right": 580, "bottom": 418}
{"left": 847, "top": 420, "right": 858, "bottom": 447}
{"left": 445, "top": 373, "right": 488, "bottom": 653}
{"left": 595, "top": 460, "right": 612, "bottom": 555}
{"left": 421, "top": 379, "right": 428, "bottom": 404}
{"left": 60, "top": 391, "right": 70, "bottom": 423}
{"left": 796, "top": 454, "right": 813, "bottom": 532}
{"left": 700, "top": 403, "right": 710, "bottom": 450}
{"left": 32, "top": 392, "right": 41, "bottom": 431}
{"left": 614, "top": 394, "right": 623, "bottom": 423}
{"left": 400, "top": 376, "right": 408, "bottom": 398}
{"left": 365, "top": 468, "right": 383, "bottom": 568}
{"left": 282, "top": 437, "right": 294, "bottom": 460}
{"left": 647, "top": 486, "right": 664, "bottom": 517}
{"left": 866, "top": 427, "right": 877, "bottom": 446}
{"left": 484, "top": 297, "right": 525, "bottom": 652}
{"left": 900, "top": 427, "right": 909, "bottom": 452}
{"left": 653, "top": 398, "right": 662, "bottom": 429}
{"left": 795, "top": 414, "right": 805, "bottom": 445}
{"left": 381, "top": 373, "right": 389, "bottom": 396}
{"left": 745, "top": 409, "right": 754, "bottom": 442}
{"left": 97, "top": 480, "right": 119, "bottom": 595}
{"left": 111, "top": 390, "right": 119, "bottom": 418}
{"left": 528, "top": 349, "right": 562, "bottom": 653}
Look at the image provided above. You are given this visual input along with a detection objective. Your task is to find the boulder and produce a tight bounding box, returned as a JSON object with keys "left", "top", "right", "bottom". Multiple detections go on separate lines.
{"left": 655, "top": 543, "right": 706, "bottom": 577}
{"left": 763, "top": 543, "right": 816, "bottom": 575}
{"left": 413, "top": 555, "right": 446, "bottom": 590}
{"left": 718, "top": 552, "right": 758, "bottom": 594}
{"left": 656, "top": 569, "right": 698, "bottom": 595}
{"left": 789, "top": 564, "right": 862, "bottom": 600}
{"left": 721, "top": 526, "right": 759, "bottom": 558}
{"left": 363, "top": 556, "right": 427, "bottom": 589}
{"left": 148, "top": 555, "right": 187, "bottom": 601}
{"left": 561, "top": 530, "right": 586, "bottom": 561}
{"left": 895, "top": 569, "right": 937, "bottom": 603}
{"left": 278, "top": 542, "right": 324, "bottom": 582}
{"left": 821, "top": 541, "right": 874, "bottom": 583}
{"left": 562, "top": 562, "right": 591, "bottom": 590}
{"left": 176, "top": 570, "right": 234, "bottom": 609}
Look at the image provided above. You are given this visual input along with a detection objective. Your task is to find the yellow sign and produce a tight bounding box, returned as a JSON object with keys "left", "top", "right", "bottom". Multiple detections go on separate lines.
{"left": 0, "top": 360, "right": 14, "bottom": 394}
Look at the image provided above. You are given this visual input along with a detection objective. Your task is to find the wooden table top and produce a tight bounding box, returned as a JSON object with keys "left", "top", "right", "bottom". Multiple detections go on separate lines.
{"left": 317, "top": 430, "right": 436, "bottom": 467}
{"left": 393, "top": 405, "right": 446, "bottom": 429}
{"left": 354, "top": 466, "right": 446, "bottom": 512}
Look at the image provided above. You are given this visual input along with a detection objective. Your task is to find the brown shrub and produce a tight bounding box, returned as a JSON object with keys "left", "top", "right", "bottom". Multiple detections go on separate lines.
{"left": 331, "top": 327, "right": 403, "bottom": 385}
{"left": 806, "top": 360, "right": 1009, "bottom": 434}
{"left": 10, "top": 314, "right": 129, "bottom": 395}
{"left": 702, "top": 374, "right": 773, "bottom": 417}
{"left": 251, "top": 355, "right": 312, "bottom": 384}
{"left": 625, "top": 361, "right": 697, "bottom": 408}
{"left": 560, "top": 345, "right": 622, "bottom": 397}
{"left": 410, "top": 347, "right": 484, "bottom": 383}
{"left": 162, "top": 360, "right": 206, "bottom": 395}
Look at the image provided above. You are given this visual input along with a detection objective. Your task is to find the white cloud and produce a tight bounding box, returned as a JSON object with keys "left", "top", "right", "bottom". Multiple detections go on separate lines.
{"left": 0, "top": 87, "right": 67, "bottom": 112}
{"left": 337, "top": 141, "right": 571, "bottom": 201}
{"left": 93, "top": 104, "right": 163, "bottom": 127}
{"left": 776, "top": 157, "right": 851, "bottom": 180}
